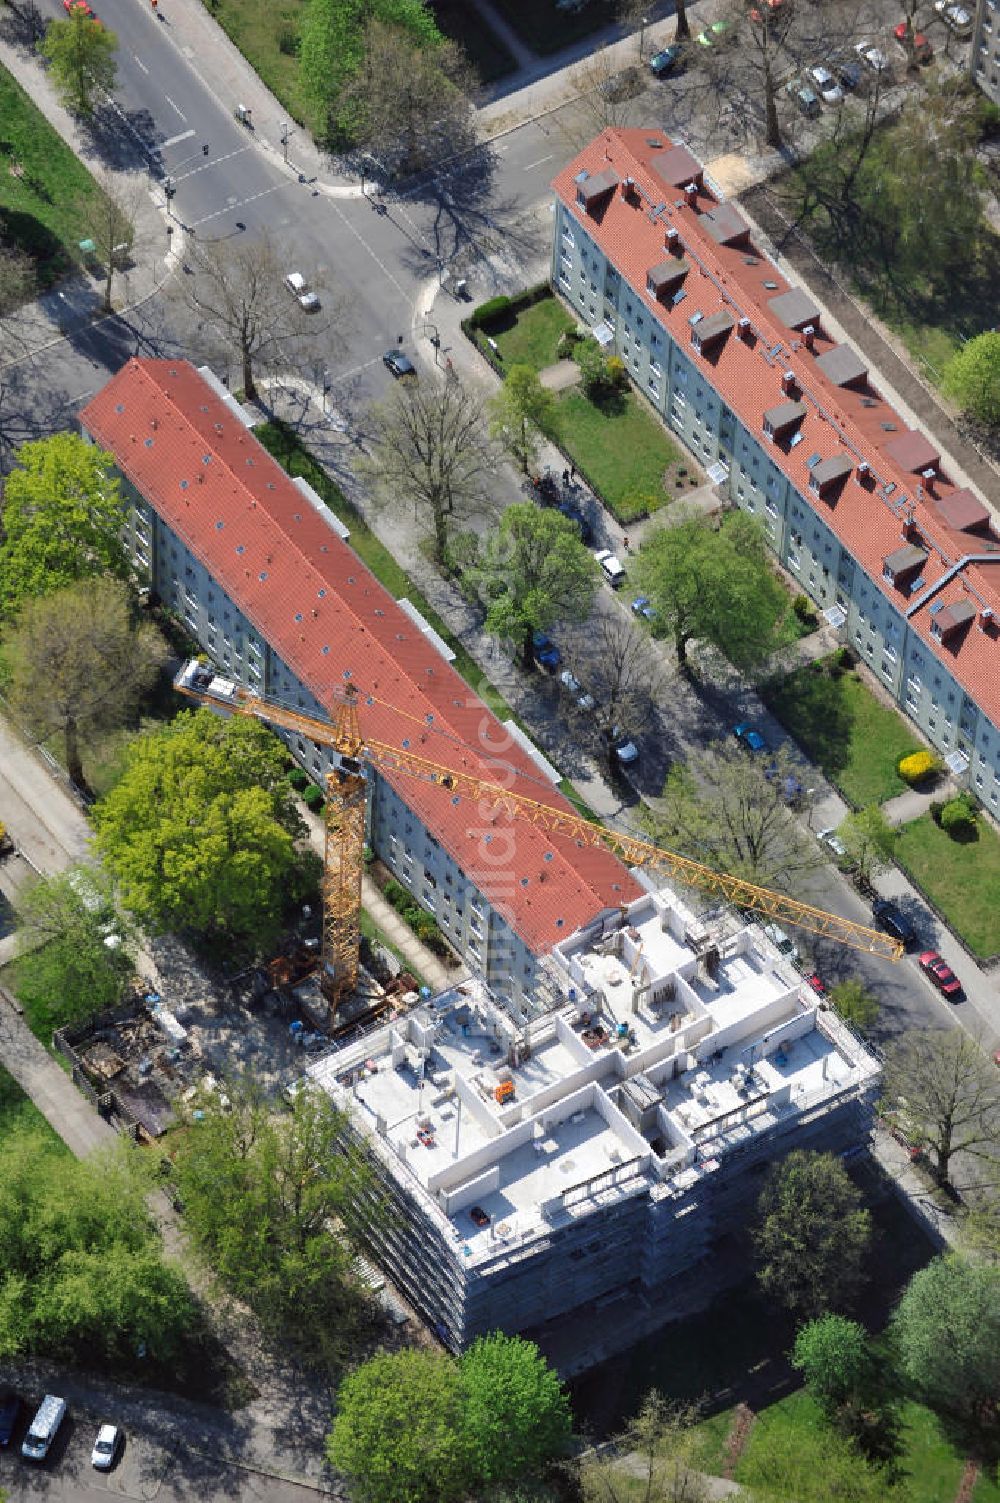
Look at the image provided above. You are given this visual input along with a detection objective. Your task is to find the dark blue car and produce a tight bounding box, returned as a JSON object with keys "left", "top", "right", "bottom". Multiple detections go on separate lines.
{"left": 733, "top": 722, "right": 767, "bottom": 754}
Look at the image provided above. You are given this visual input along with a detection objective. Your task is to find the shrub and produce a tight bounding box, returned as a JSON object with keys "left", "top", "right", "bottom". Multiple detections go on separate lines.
{"left": 556, "top": 328, "right": 582, "bottom": 358}
{"left": 470, "top": 295, "right": 511, "bottom": 330}
{"left": 940, "top": 794, "right": 977, "bottom": 838}
{"left": 577, "top": 342, "right": 612, "bottom": 398}
{"left": 929, "top": 798, "right": 945, "bottom": 826}
{"left": 897, "top": 749, "right": 941, "bottom": 786}
{"left": 605, "top": 354, "right": 627, "bottom": 388}
{"left": 286, "top": 767, "right": 309, "bottom": 791}
{"left": 302, "top": 783, "right": 325, "bottom": 810}
{"left": 792, "top": 593, "right": 816, "bottom": 624}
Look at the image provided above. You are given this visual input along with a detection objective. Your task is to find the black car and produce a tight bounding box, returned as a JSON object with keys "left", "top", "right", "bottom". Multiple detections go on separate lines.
{"left": 383, "top": 349, "right": 416, "bottom": 379}
{"left": 872, "top": 898, "right": 916, "bottom": 948}
{"left": 0, "top": 1392, "right": 20, "bottom": 1448}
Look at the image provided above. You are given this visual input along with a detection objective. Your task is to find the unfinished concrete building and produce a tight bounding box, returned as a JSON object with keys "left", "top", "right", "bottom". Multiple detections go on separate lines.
{"left": 308, "top": 882, "right": 880, "bottom": 1350}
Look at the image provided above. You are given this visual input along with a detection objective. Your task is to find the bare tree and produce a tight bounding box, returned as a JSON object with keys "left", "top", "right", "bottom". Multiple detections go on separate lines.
{"left": 365, "top": 377, "right": 496, "bottom": 565}
{"left": 578, "top": 1392, "right": 712, "bottom": 1503}
{"left": 172, "top": 230, "right": 333, "bottom": 400}
{"left": 76, "top": 171, "right": 142, "bottom": 313}
{"left": 562, "top": 47, "right": 646, "bottom": 148}
{"left": 885, "top": 1030, "right": 1000, "bottom": 1190}
{"left": 571, "top": 614, "right": 657, "bottom": 770}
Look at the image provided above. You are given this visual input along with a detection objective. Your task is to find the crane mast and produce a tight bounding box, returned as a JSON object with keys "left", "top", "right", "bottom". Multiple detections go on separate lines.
{"left": 176, "top": 662, "right": 902, "bottom": 1021}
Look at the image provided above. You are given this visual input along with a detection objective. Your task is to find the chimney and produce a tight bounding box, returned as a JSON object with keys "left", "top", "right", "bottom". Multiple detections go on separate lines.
{"left": 665, "top": 226, "right": 680, "bottom": 251}
{"left": 738, "top": 316, "right": 751, "bottom": 340}
{"left": 857, "top": 460, "right": 870, "bottom": 477}
{"left": 802, "top": 324, "right": 815, "bottom": 350}
{"left": 781, "top": 370, "right": 796, "bottom": 393}
{"left": 150, "top": 417, "right": 159, "bottom": 430}
{"left": 683, "top": 181, "right": 698, "bottom": 207}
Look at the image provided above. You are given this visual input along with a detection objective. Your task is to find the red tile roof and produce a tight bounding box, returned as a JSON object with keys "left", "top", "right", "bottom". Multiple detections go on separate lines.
{"left": 553, "top": 130, "right": 1000, "bottom": 727}
{"left": 80, "top": 359, "right": 641, "bottom": 955}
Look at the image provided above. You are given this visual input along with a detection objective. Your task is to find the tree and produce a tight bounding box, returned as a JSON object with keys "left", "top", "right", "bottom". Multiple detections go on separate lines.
{"left": 0, "top": 1130, "right": 194, "bottom": 1366}
{"left": 837, "top": 806, "right": 899, "bottom": 884}
{"left": 338, "top": 18, "right": 475, "bottom": 173}
{"left": 6, "top": 577, "right": 166, "bottom": 790}
{"left": 884, "top": 1030, "right": 1000, "bottom": 1189}
{"left": 791, "top": 1316, "right": 876, "bottom": 1418}
{"left": 329, "top": 1348, "right": 470, "bottom": 1503}
{"left": 489, "top": 365, "right": 556, "bottom": 476}
{"left": 564, "top": 48, "right": 646, "bottom": 145}
{"left": 472, "top": 504, "right": 599, "bottom": 668}
{"left": 828, "top": 979, "right": 879, "bottom": 1033}
{"left": 173, "top": 230, "right": 328, "bottom": 401}
{"left": 0, "top": 432, "right": 128, "bottom": 620}
{"left": 13, "top": 865, "right": 137, "bottom": 1039}
{"left": 92, "top": 709, "right": 318, "bottom": 956}
{"left": 891, "top": 1255, "right": 1000, "bottom": 1428}
{"left": 299, "top": 0, "right": 440, "bottom": 145}
{"left": 0, "top": 238, "right": 34, "bottom": 317}
{"left": 636, "top": 510, "right": 790, "bottom": 672}
{"left": 570, "top": 613, "right": 657, "bottom": 771}
{"left": 173, "top": 1078, "right": 371, "bottom": 1366}
{"left": 648, "top": 741, "right": 818, "bottom": 890}
{"left": 754, "top": 1150, "right": 871, "bottom": 1319}
{"left": 41, "top": 5, "right": 117, "bottom": 118}
{"left": 578, "top": 1392, "right": 711, "bottom": 1503}
{"left": 367, "top": 378, "right": 494, "bottom": 565}
{"left": 944, "top": 332, "right": 1000, "bottom": 427}
{"left": 459, "top": 1334, "right": 572, "bottom": 1486}
{"left": 75, "top": 171, "right": 141, "bottom": 314}
{"left": 328, "top": 1335, "right": 570, "bottom": 1503}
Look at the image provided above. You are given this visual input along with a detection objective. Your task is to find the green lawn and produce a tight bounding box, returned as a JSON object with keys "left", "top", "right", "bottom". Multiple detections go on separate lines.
{"left": 763, "top": 657, "right": 922, "bottom": 809}
{"left": 896, "top": 812, "right": 1000, "bottom": 960}
{"left": 553, "top": 390, "right": 676, "bottom": 523}
{"left": 0, "top": 1063, "right": 66, "bottom": 1149}
{"left": 0, "top": 64, "right": 108, "bottom": 290}
{"left": 200, "top": 0, "right": 311, "bottom": 126}
{"left": 485, "top": 297, "right": 576, "bottom": 371}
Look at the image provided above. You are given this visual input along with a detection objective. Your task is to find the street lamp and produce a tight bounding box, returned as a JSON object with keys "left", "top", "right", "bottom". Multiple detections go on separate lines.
{"left": 322, "top": 368, "right": 331, "bottom": 414}
{"left": 279, "top": 121, "right": 290, "bottom": 164}
{"left": 166, "top": 224, "right": 174, "bottom": 254}
{"left": 424, "top": 321, "right": 441, "bottom": 366}
{"left": 639, "top": 14, "right": 649, "bottom": 60}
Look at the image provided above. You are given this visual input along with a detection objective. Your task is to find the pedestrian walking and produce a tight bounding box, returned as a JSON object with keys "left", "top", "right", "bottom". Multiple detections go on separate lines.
{"left": 569, "top": 464, "right": 575, "bottom": 482}
{"left": 623, "top": 534, "right": 630, "bottom": 553}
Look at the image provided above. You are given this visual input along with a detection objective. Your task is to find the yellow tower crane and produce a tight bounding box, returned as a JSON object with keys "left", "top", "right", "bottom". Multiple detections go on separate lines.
{"left": 175, "top": 662, "right": 902, "bottom": 1018}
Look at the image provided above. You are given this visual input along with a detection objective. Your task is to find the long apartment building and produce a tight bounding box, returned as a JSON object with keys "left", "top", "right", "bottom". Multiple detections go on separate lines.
{"left": 971, "top": 0, "right": 1000, "bottom": 103}
{"left": 307, "top": 884, "right": 880, "bottom": 1351}
{"left": 80, "top": 360, "right": 642, "bottom": 1015}
{"left": 552, "top": 130, "right": 1000, "bottom": 809}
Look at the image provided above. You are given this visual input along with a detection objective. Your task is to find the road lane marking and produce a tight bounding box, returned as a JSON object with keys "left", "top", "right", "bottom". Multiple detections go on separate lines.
{"left": 164, "top": 95, "right": 186, "bottom": 121}
{"left": 133, "top": 54, "right": 149, "bottom": 73}
{"left": 160, "top": 128, "right": 195, "bottom": 150}
{"left": 188, "top": 180, "right": 294, "bottom": 228}
{"left": 524, "top": 154, "right": 554, "bottom": 170}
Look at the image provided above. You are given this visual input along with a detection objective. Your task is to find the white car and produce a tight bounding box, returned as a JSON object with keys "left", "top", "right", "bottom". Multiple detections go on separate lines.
{"left": 763, "top": 921, "right": 800, "bottom": 964}
{"left": 855, "top": 40, "right": 889, "bottom": 70}
{"left": 933, "top": 0, "right": 972, "bottom": 34}
{"left": 809, "top": 64, "right": 844, "bottom": 103}
{"left": 559, "top": 669, "right": 596, "bottom": 712}
{"left": 284, "top": 272, "right": 320, "bottom": 311}
{"left": 594, "top": 548, "right": 626, "bottom": 586}
{"left": 615, "top": 739, "right": 639, "bottom": 766}
{"left": 816, "top": 826, "right": 847, "bottom": 859}
{"left": 91, "top": 1424, "right": 122, "bottom": 1470}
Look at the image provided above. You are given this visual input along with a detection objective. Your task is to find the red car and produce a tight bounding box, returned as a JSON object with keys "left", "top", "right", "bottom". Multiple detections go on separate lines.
{"left": 805, "top": 972, "right": 827, "bottom": 997}
{"left": 918, "top": 950, "right": 962, "bottom": 999}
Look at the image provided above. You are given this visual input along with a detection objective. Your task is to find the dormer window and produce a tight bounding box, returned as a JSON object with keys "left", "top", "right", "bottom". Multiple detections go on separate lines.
{"left": 882, "top": 543, "right": 927, "bottom": 586}
{"left": 690, "top": 310, "right": 733, "bottom": 355}
{"left": 762, "top": 399, "right": 807, "bottom": 441}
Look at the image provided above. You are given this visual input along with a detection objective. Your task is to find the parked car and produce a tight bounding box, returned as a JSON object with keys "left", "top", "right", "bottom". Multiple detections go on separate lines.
{"left": 91, "top": 1424, "right": 123, "bottom": 1471}
{"left": 283, "top": 272, "right": 320, "bottom": 312}
{"left": 809, "top": 64, "right": 844, "bottom": 103}
{"left": 763, "top": 921, "right": 799, "bottom": 964}
{"left": 872, "top": 898, "right": 916, "bottom": 948}
{"left": 0, "top": 1392, "right": 20, "bottom": 1449}
{"left": 733, "top": 721, "right": 767, "bottom": 754}
{"left": 559, "top": 503, "right": 594, "bottom": 545}
{"left": 383, "top": 349, "right": 416, "bottom": 379}
{"left": 894, "top": 20, "right": 933, "bottom": 59}
{"left": 649, "top": 44, "right": 683, "bottom": 76}
{"left": 805, "top": 971, "right": 827, "bottom": 997}
{"left": 767, "top": 767, "right": 804, "bottom": 805}
{"left": 594, "top": 548, "right": 626, "bottom": 587}
{"left": 918, "top": 950, "right": 962, "bottom": 998}
{"left": 532, "top": 631, "right": 561, "bottom": 670}
{"left": 631, "top": 595, "right": 657, "bottom": 620}
{"left": 22, "top": 1395, "right": 67, "bottom": 1461}
{"left": 559, "top": 670, "right": 595, "bottom": 711}
{"left": 614, "top": 737, "right": 639, "bottom": 766}
{"left": 855, "top": 40, "right": 889, "bottom": 71}
{"left": 933, "top": 0, "right": 973, "bottom": 35}
{"left": 785, "top": 79, "right": 821, "bottom": 117}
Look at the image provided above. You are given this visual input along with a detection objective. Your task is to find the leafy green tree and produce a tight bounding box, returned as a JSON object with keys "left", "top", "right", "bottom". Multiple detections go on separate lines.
{"left": 792, "top": 1316, "right": 875, "bottom": 1417}
{"left": 0, "top": 1131, "right": 194, "bottom": 1365}
{"left": 578, "top": 1391, "right": 709, "bottom": 1503}
{"left": 367, "top": 378, "right": 494, "bottom": 565}
{"left": 473, "top": 503, "right": 599, "bottom": 668}
{"left": 329, "top": 1347, "right": 470, "bottom": 1503}
{"left": 837, "top": 806, "right": 899, "bottom": 885}
{"left": 7, "top": 576, "right": 166, "bottom": 790}
{"left": 828, "top": 979, "right": 879, "bottom": 1033}
{"left": 891, "top": 1255, "right": 1000, "bottom": 1427}
{"left": 0, "top": 432, "right": 128, "bottom": 620}
{"left": 489, "top": 364, "right": 556, "bottom": 475}
{"left": 0, "top": 238, "right": 34, "bottom": 317}
{"left": 649, "top": 741, "right": 818, "bottom": 891}
{"left": 460, "top": 1334, "right": 571, "bottom": 1485}
{"left": 172, "top": 1078, "right": 370, "bottom": 1366}
{"left": 14, "top": 866, "right": 136, "bottom": 1040}
{"left": 754, "top": 1151, "right": 871, "bottom": 1320}
{"left": 92, "top": 709, "right": 317, "bottom": 956}
{"left": 41, "top": 6, "right": 117, "bottom": 118}
{"left": 299, "top": 0, "right": 439, "bottom": 141}
{"left": 636, "top": 510, "right": 790, "bottom": 672}
{"left": 884, "top": 1029, "right": 1000, "bottom": 1188}
{"left": 943, "top": 331, "right": 1000, "bottom": 427}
